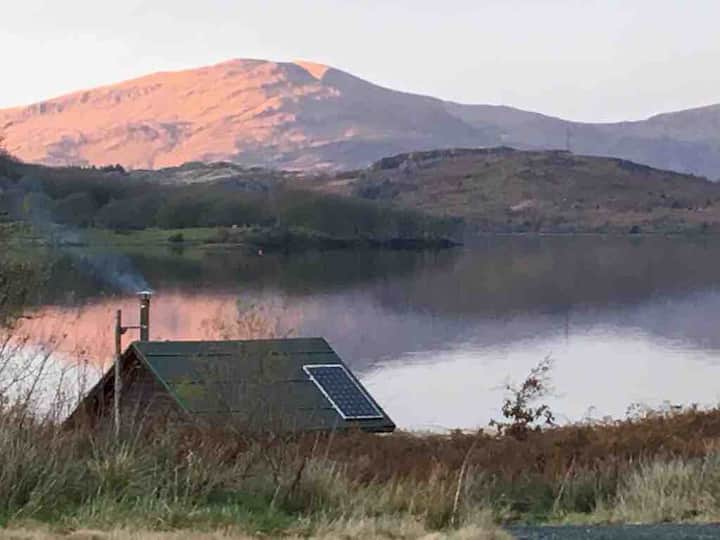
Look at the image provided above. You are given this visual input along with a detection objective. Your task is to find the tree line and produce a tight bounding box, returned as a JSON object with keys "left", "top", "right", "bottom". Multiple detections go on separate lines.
{"left": 0, "top": 158, "right": 462, "bottom": 240}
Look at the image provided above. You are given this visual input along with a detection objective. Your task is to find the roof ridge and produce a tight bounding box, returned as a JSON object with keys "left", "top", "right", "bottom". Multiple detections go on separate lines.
{"left": 133, "top": 337, "right": 327, "bottom": 344}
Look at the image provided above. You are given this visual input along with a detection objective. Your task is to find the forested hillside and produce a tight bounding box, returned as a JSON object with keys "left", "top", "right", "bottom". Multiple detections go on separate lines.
{"left": 0, "top": 154, "right": 460, "bottom": 248}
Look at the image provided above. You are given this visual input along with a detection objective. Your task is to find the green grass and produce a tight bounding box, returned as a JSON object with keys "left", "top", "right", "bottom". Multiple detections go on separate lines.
{"left": 81, "top": 227, "right": 223, "bottom": 247}
{"left": 57, "top": 494, "right": 296, "bottom": 534}
{"left": 4, "top": 223, "right": 458, "bottom": 257}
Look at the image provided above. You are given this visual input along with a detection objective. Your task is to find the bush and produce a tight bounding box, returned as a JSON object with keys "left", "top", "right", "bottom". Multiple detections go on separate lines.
{"left": 489, "top": 357, "right": 556, "bottom": 440}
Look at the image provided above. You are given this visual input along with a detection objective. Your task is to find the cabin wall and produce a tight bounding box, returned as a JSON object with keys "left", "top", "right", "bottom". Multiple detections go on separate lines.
{"left": 117, "top": 359, "right": 183, "bottom": 429}
{"left": 67, "top": 354, "right": 184, "bottom": 432}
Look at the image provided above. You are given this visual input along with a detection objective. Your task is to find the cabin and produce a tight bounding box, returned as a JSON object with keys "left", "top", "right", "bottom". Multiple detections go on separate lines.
{"left": 67, "top": 337, "right": 395, "bottom": 433}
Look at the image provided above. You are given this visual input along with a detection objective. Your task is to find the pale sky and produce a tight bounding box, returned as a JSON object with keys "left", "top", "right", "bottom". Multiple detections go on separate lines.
{"left": 1, "top": 0, "right": 718, "bottom": 122}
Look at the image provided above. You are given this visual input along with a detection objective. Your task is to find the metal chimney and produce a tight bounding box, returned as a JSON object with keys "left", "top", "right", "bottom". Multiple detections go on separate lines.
{"left": 138, "top": 291, "right": 152, "bottom": 341}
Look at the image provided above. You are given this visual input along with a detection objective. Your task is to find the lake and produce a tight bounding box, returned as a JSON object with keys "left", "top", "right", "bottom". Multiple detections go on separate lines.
{"left": 15, "top": 236, "right": 720, "bottom": 430}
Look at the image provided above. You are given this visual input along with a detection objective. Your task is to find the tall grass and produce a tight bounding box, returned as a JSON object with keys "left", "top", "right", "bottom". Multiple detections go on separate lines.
{"left": 0, "top": 408, "right": 513, "bottom": 538}
{"left": 602, "top": 450, "right": 720, "bottom": 523}
{"left": 6, "top": 397, "right": 720, "bottom": 535}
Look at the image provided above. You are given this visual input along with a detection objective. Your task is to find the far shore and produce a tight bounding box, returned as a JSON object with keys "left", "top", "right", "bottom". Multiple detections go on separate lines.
{"left": 2, "top": 223, "right": 462, "bottom": 253}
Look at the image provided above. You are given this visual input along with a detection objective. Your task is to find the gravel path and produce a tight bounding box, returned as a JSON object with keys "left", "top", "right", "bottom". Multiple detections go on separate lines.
{"left": 510, "top": 524, "right": 720, "bottom": 539}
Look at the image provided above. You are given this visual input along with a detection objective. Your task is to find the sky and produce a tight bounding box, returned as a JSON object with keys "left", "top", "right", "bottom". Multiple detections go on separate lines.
{"left": 1, "top": 0, "right": 718, "bottom": 122}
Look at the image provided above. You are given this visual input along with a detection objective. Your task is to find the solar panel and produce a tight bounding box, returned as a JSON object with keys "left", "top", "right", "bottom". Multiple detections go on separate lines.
{"left": 303, "top": 364, "right": 383, "bottom": 420}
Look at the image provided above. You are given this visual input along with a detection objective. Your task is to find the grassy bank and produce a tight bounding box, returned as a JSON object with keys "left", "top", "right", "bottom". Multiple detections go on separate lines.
{"left": 4, "top": 405, "right": 720, "bottom": 537}
{"left": 3, "top": 224, "right": 459, "bottom": 257}
{"left": 0, "top": 414, "right": 507, "bottom": 538}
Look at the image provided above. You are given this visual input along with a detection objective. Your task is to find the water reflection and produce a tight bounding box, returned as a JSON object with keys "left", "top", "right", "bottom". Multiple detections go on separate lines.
{"left": 364, "top": 328, "right": 720, "bottom": 431}
{"left": 17, "top": 236, "right": 720, "bottom": 429}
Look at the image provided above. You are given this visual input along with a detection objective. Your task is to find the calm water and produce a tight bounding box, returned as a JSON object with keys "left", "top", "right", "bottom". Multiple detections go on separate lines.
{"left": 17, "top": 236, "right": 720, "bottom": 430}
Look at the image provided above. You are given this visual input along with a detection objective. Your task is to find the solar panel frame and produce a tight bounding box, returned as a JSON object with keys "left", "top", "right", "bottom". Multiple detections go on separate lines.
{"left": 303, "top": 364, "right": 383, "bottom": 420}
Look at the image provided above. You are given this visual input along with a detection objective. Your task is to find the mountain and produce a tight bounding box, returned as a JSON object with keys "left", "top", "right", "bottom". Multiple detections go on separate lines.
{"left": 1, "top": 58, "right": 720, "bottom": 178}
{"left": 446, "top": 102, "right": 720, "bottom": 180}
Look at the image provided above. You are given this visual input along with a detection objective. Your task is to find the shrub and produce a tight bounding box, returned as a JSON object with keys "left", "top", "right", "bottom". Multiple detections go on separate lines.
{"left": 489, "top": 356, "right": 556, "bottom": 440}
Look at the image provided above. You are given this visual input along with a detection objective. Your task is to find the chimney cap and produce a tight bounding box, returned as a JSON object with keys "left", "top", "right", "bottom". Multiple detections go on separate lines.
{"left": 138, "top": 290, "right": 153, "bottom": 299}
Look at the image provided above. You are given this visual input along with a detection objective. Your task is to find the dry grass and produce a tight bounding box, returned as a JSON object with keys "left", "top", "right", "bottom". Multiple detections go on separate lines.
{"left": 4, "top": 405, "right": 720, "bottom": 534}
{"left": 0, "top": 406, "right": 511, "bottom": 536}
{"left": 0, "top": 519, "right": 511, "bottom": 540}
{"left": 315, "top": 407, "right": 720, "bottom": 482}
{"left": 596, "top": 450, "right": 720, "bottom": 524}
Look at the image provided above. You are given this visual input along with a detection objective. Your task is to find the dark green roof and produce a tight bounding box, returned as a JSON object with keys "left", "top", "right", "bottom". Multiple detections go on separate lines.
{"left": 128, "top": 338, "right": 395, "bottom": 432}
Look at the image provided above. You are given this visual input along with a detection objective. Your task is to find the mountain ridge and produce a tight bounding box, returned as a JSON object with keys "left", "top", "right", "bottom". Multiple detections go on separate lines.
{"left": 2, "top": 58, "right": 719, "bottom": 178}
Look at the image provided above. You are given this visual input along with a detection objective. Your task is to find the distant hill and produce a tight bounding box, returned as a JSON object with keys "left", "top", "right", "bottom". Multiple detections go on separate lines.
{"left": 1, "top": 59, "right": 720, "bottom": 179}
{"left": 314, "top": 148, "right": 720, "bottom": 234}
{"left": 445, "top": 102, "right": 720, "bottom": 180}
{"left": 5, "top": 147, "right": 720, "bottom": 235}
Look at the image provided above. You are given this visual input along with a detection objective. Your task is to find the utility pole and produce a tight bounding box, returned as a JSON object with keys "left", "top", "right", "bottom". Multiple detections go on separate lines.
{"left": 114, "top": 310, "right": 122, "bottom": 439}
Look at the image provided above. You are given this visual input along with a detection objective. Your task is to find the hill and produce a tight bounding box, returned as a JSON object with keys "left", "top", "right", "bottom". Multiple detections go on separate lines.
{"left": 0, "top": 154, "right": 461, "bottom": 251}
{"left": 5, "top": 146, "right": 720, "bottom": 237}
{"left": 314, "top": 148, "right": 720, "bottom": 234}
{"left": 1, "top": 59, "right": 720, "bottom": 178}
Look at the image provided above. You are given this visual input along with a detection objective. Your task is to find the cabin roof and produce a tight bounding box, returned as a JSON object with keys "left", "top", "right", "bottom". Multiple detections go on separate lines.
{"left": 84, "top": 338, "right": 395, "bottom": 432}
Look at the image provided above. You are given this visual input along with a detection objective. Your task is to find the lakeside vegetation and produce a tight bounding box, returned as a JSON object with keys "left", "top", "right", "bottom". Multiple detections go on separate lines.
{"left": 5, "top": 359, "right": 720, "bottom": 537}
{"left": 0, "top": 154, "right": 462, "bottom": 253}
